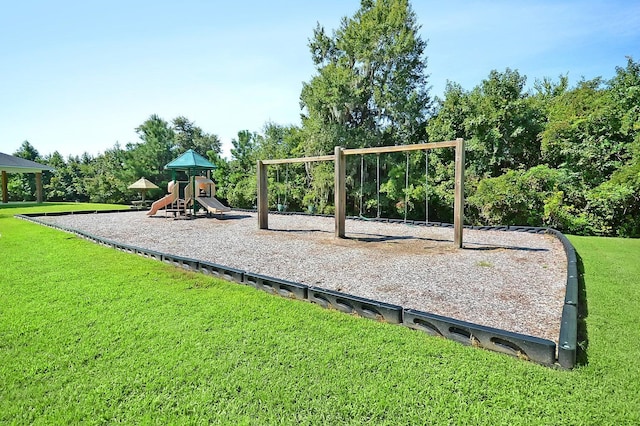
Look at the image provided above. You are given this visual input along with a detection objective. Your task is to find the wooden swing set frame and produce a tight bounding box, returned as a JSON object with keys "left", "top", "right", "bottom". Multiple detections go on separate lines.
{"left": 257, "top": 138, "right": 465, "bottom": 248}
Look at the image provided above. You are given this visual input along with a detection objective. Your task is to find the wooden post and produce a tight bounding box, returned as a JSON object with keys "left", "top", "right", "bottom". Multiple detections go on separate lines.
{"left": 36, "top": 172, "right": 43, "bottom": 203}
{"left": 257, "top": 160, "right": 269, "bottom": 229}
{"left": 1, "top": 171, "right": 7, "bottom": 203}
{"left": 453, "top": 138, "right": 465, "bottom": 248}
{"left": 334, "top": 146, "right": 346, "bottom": 238}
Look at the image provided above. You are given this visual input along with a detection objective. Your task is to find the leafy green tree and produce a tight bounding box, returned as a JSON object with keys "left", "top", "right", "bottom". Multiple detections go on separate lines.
{"left": 609, "top": 57, "right": 640, "bottom": 139}
{"left": 300, "top": 0, "right": 431, "bottom": 216}
{"left": 65, "top": 154, "right": 92, "bottom": 202}
{"left": 428, "top": 69, "right": 545, "bottom": 179}
{"left": 467, "top": 165, "right": 573, "bottom": 227}
{"left": 421, "top": 83, "right": 469, "bottom": 221}
{"left": 580, "top": 58, "right": 640, "bottom": 236}
{"left": 466, "top": 69, "right": 545, "bottom": 176}
{"left": 256, "top": 122, "right": 299, "bottom": 160}
{"left": 304, "top": 162, "right": 335, "bottom": 214}
{"left": 533, "top": 74, "right": 570, "bottom": 101}
{"left": 42, "top": 151, "right": 71, "bottom": 201}
{"left": 429, "top": 69, "right": 545, "bottom": 178}
{"left": 585, "top": 177, "right": 638, "bottom": 237}
{"left": 459, "top": 59, "right": 640, "bottom": 234}
{"left": 84, "top": 145, "right": 131, "bottom": 203}
{"left": 256, "top": 123, "right": 317, "bottom": 211}
{"left": 230, "top": 130, "right": 258, "bottom": 171}
{"left": 172, "top": 116, "right": 221, "bottom": 157}
{"left": 208, "top": 152, "right": 231, "bottom": 204}
{"left": 13, "top": 140, "right": 39, "bottom": 161}
{"left": 426, "top": 69, "right": 549, "bottom": 223}
{"left": 225, "top": 130, "right": 260, "bottom": 208}
{"left": 541, "top": 78, "right": 627, "bottom": 187}
{"left": 125, "top": 114, "right": 175, "bottom": 185}
{"left": 7, "top": 141, "right": 41, "bottom": 201}
{"left": 302, "top": 0, "right": 430, "bottom": 149}
{"left": 425, "top": 82, "right": 469, "bottom": 143}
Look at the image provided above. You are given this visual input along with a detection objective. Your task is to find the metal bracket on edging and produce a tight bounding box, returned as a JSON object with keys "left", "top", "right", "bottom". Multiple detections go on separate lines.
{"left": 161, "top": 253, "right": 200, "bottom": 271}
{"left": 307, "top": 286, "right": 403, "bottom": 324}
{"left": 113, "top": 242, "right": 139, "bottom": 256}
{"left": 403, "top": 309, "right": 557, "bottom": 366}
{"left": 135, "top": 248, "right": 164, "bottom": 262}
{"left": 199, "top": 260, "right": 244, "bottom": 284}
{"left": 558, "top": 304, "right": 578, "bottom": 368}
{"left": 243, "top": 272, "right": 308, "bottom": 300}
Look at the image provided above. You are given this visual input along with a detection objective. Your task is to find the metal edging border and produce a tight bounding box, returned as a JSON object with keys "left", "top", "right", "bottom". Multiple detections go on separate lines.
{"left": 14, "top": 210, "right": 578, "bottom": 368}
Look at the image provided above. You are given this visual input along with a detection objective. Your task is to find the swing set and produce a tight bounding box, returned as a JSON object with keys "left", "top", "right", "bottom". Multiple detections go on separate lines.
{"left": 356, "top": 150, "right": 429, "bottom": 222}
{"left": 257, "top": 139, "right": 465, "bottom": 248}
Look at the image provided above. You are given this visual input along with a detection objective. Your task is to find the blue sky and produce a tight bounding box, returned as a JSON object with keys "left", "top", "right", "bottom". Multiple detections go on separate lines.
{"left": 1, "top": 1, "right": 638, "bottom": 159}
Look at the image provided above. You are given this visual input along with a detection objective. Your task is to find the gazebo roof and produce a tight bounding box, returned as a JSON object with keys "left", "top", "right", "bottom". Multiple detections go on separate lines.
{"left": 0, "top": 152, "right": 55, "bottom": 173}
{"left": 165, "top": 149, "right": 216, "bottom": 171}
{"left": 128, "top": 177, "right": 159, "bottom": 190}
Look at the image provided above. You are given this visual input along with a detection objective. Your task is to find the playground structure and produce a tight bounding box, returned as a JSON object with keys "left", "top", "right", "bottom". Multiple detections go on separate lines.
{"left": 257, "top": 139, "right": 465, "bottom": 247}
{"left": 147, "top": 149, "right": 230, "bottom": 218}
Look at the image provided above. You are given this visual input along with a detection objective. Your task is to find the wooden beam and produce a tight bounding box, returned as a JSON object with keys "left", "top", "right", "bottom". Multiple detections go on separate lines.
{"left": 1, "top": 171, "right": 7, "bottom": 203}
{"left": 36, "top": 172, "right": 43, "bottom": 203}
{"left": 453, "top": 138, "right": 465, "bottom": 248}
{"left": 257, "top": 161, "right": 269, "bottom": 229}
{"left": 343, "top": 140, "right": 458, "bottom": 156}
{"left": 260, "top": 140, "right": 459, "bottom": 165}
{"left": 261, "top": 155, "right": 335, "bottom": 165}
{"left": 334, "top": 146, "right": 346, "bottom": 238}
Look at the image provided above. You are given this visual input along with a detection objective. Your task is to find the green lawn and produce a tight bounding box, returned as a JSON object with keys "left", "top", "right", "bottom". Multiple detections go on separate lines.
{"left": 1, "top": 203, "right": 639, "bottom": 425}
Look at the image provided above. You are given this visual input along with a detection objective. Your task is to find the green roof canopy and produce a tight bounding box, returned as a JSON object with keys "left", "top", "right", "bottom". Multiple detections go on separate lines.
{"left": 165, "top": 149, "right": 216, "bottom": 171}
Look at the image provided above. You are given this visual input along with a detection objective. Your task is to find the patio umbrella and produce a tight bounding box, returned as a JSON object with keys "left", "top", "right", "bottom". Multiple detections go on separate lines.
{"left": 128, "top": 177, "right": 159, "bottom": 202}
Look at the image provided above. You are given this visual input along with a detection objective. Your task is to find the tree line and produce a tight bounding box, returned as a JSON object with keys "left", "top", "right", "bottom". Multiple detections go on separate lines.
{"left": 6, "top": 0, "right": 639, "bottom": 237}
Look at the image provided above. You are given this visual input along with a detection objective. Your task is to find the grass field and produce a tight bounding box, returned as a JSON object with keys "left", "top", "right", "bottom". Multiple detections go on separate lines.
{"left": 1, "top": 203, "right": 639, "bottom": 424}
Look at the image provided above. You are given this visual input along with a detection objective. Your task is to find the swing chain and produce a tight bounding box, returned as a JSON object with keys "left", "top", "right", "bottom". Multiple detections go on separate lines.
{"left": 376, "top": 154, "right": 380, "bottom": 219}
{"left": 276, "top": 165, "right": 280, "bottom": 206}
{"left": 425, "top": 150, "right": 429, "bottom": 224}
{"left": 359, "top": 154, "right": 364, "bottom": 217}
{"left": 359, "top": 153, "right": 382, "bottom": 219}
{"left": 404, "top": 152, "right": 409, "bottom": 223}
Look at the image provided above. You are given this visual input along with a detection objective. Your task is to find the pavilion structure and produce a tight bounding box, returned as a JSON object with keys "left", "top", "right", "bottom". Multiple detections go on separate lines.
{"left": 0, "top": 152, "right": 55, "bottom": 203}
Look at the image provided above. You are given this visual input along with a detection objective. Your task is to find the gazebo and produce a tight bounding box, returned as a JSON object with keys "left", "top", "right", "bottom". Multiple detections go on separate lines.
{"left": 128, "top": 177, "right": 159, "bottom": 203}
{"left": 0, "top": 152, "right": 55, "bottom": 203}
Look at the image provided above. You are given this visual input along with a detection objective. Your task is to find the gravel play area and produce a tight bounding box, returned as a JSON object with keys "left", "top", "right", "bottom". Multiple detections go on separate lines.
{"left": 38, "top": 210, "right": 567, "bottom": 343}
